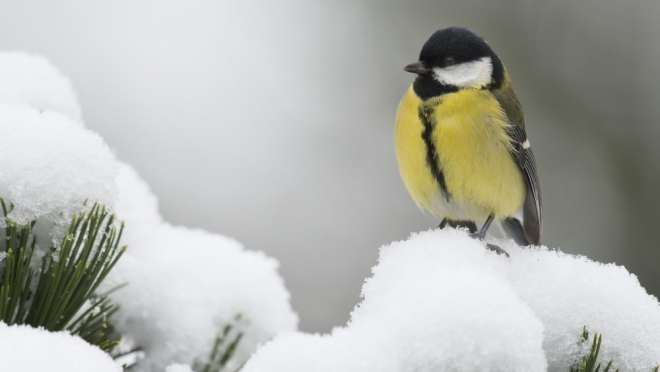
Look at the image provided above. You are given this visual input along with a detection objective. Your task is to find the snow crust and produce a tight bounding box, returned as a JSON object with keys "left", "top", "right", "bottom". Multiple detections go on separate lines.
{"left": 104, "top": 163, "right": 298, "bottom": 371}
{"left": 0, "top": 52, "right": 81, "bottom": 120}
{"left": 0, "top": 323, "right": 121, "bottom": 372}
{"left": 243, "top": 229, "right": 660, "bottom": 371}
{"left": 0, "top": 104, "right": 118, "bottom": 226}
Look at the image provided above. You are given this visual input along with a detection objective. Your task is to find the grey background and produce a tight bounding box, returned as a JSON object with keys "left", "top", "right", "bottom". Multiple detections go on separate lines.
{"left": 1, "top": 0, "right": 658, "bottom": 332}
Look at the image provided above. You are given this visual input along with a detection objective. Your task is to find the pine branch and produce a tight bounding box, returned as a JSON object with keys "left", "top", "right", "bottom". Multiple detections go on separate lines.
{"left": 569, "top": 326, "right": 617, "bottom": 372}
{"left": 193, "top": 314, "right": 245, "bottom": 372}
{"left": 0, "top": 198, "right": 126, "bottom": 352}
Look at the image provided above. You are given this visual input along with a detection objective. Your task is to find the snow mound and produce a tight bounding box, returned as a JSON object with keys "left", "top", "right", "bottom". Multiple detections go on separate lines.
{"left": 0, "top": 323, "right": 121, "bottom": 372}
{"left": 0, "top": 104, "right": 118, "bottom": 226}
{"left": 505, "top": 244, "right": 660, "bottom": 371}
{"left": 0, "top": 52, "right": 81, "bottom": 120}
{"left": 243, "top": 229, "right": 547, "bottom": 372}
{"left": 104, "top": 163, "right": 298, "bottom": 371}
{"left": 243, "top": 229, "right": 660, "bottom": 371}
{"left": 0, "top": 51, "right": 295, "bottom": 370}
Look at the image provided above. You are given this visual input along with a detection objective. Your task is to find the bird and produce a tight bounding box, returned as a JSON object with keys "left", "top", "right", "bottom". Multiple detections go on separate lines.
{"left": 394, "top": 26, "right": 542, "bottom": 255}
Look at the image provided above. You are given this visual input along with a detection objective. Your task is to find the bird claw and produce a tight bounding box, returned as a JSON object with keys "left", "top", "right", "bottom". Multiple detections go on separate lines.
{"left": 485, "top": 243, "right": 510, "bottom": 258}
{"left": 469, "top": 232, "right": 486, "bottom": 240}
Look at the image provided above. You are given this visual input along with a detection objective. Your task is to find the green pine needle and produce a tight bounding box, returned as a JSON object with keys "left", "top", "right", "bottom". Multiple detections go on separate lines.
{"left": 0, "top": 198, "right": 126, "bottom": 352}
{"left": 193, "top": 314, "right": 245, "bottom": 372}
{"left": 569, "top": 327, "right": 659, "bottom": 372}
{"left": 570, "top": 326, "right": 617, "bottom": 372}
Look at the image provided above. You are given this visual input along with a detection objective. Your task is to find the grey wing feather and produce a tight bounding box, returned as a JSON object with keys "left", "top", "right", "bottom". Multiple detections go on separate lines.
{"left": 502, "top": 217, "right": 529, "bottom": 246}
{"left": 507, "top": 125, "right": 543, "bottom": 245}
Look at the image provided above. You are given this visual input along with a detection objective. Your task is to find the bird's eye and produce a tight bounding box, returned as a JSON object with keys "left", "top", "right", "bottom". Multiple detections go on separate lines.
{"left": 444, "top": 57, "right": 456, "bottom": 68}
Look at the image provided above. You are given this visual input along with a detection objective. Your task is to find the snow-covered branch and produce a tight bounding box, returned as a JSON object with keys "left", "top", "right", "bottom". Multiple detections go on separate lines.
{"left": 242, "top": 229, "right": 660, "bottom": 371}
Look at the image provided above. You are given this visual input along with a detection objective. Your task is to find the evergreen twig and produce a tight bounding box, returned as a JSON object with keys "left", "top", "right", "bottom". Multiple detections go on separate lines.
{"left": 570, "top": 326, "right": 617, "bottom": 372}
{"left": 193, "top": 314, "right": 245, "bottom": 372}
{"left": 0, "top": 198, "right": 126, "bottom": 352}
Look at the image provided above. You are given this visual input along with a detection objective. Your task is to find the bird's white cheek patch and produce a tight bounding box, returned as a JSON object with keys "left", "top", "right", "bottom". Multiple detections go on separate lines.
{"left": 432, "top": 57, "right": 493, "bottom": 88}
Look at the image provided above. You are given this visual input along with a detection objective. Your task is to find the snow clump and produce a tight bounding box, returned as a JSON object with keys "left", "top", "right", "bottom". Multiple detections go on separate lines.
{"left": 0, "top": 51, "right": 296, "bottom": 371}
{"left": 243, "top": 229, "right": 547, "bottom": 372}
{"left": 242, "top": 229, "right": 660, "bottom": 371}
{"left": 0, "top": 323, "right": 122, "bottom": 372}
{"left": 103, "top": 163, "right": 298, "bottom": 371}
{"left": 0, "top": 104, "right": 118, "bottom": 227}
{"left": 505, "top": 243, "right": 660, "bottom": 371}
{"left": 0, "top": 52, "right": 81, "bottom": 120}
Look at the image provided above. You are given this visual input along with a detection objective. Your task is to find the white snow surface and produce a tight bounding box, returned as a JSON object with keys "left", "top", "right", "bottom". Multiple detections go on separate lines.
{"left": 0, "top": 104, "right": 118, "bottom": 226}
{"left": 506, "top": 242, "right": 660, "bottom": 371}
{"left": 0, "top": 53, "right": 294, "bottom": 370}
{"left": 1, "top": 50, "right": 656, "bottom": 371}
{"left": 104, "top": 163, "right": 298, "bottom": 371}
{"left": 0, "top": 52, "right": 81, "bottom": 120}
{"left": 0, "top": 323, "right": 122, "bottom": 372}
{"left": 242, "top": 229, "right": 660, "bottom": 372}
{"left": 165, "top": 364, "right": 193, "bottom": 372}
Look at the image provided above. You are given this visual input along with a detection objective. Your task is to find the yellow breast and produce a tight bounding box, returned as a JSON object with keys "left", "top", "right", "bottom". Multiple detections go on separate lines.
{"left": 394, "top": 85, "right": 525, "bottom": 220}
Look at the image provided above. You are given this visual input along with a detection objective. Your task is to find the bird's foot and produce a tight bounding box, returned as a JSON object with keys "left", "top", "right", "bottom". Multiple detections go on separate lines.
{"left": 485, "top": 243, "right": 510, "bottom": 258}
{"left": 469, "top": 232, "right": 510, "bottom": 258}
{"left": 469, "top": 232, "right": 486, "bottom": 241}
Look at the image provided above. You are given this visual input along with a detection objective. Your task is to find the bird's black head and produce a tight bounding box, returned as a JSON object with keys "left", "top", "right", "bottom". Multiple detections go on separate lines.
{"left": 405, "top": 27, "right": 504, "bottom": 100}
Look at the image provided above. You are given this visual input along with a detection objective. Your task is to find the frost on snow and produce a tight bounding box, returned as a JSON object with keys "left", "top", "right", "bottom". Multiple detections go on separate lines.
{"left": 0, "top": 323, "right": 122, "bottom": 372}
{"left": 0, "top": 104, "right": 118, "bottom": 228}
{"left": 102, "top": 163, "right": 298, "bottom": 371}
{"left": 242, "top": 229, "right": 660, "bottom": 372}
{"left": 0, "top": 52, "right": 82, "bottom": 120}
{"left": 0, "top": 53, "right": 110, "bottom": 233}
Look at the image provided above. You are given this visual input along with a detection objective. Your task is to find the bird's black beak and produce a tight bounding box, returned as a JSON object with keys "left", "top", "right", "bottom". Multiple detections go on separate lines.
{"left": 403, "top": 61, "right": 429, "bottom": 74}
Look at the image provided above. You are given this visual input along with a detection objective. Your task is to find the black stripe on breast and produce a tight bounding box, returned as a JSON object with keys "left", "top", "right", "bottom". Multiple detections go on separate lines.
{"left": 419, "top": 104, "right": 450, "bottom": 200}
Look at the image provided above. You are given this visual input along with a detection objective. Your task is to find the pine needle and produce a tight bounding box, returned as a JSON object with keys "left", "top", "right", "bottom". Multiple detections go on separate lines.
{"left": 570, "top": 326, "right": 618, "bottom": 372}
{"left": 0, "top": 199, "right": 126, "bottom": 352}
{"left": 193, "top": 314, "right": 245, "bottom": 372}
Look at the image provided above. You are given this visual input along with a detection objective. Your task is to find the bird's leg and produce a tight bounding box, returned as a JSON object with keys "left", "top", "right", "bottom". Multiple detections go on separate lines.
{"left": 470, "top": 215, "right": 510, "bottom": 257}
{"left": 438, "top": 218, "right": 448, "bottom": 229}
{"left": 470, "top": 215, "right": 494, "bottom": 240}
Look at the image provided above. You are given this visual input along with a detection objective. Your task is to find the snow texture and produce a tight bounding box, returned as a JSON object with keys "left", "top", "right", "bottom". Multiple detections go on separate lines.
{"left": 0, "top": 51, "right": 294, "bottom": 370}
{"left": 0, "top": 53, "right": 112, "bottom": 234}
{"left": 0, "top": 323, "right": 121, "bottom": 372}
{"left": 243, "top": 229, "right": 660, "bottom": 372}
{"left": 506, "top": 242, "right": 660, "bottom": 371}
{"left": 165, "top": 364, "right": 193, "bottom": 372}
{"left": 0, "top": 52, "right": 81, "bottom": 120}
{"left": 103, "top": 163, "right": 298, "bottom": 371}
{"left": 0, "top": 104, "right": 118, "bottom": 227}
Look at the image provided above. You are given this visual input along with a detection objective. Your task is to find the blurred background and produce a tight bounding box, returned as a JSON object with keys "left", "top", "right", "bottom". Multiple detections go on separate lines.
{"left": 0, "top": 0, "right": 658, "bottom": 332}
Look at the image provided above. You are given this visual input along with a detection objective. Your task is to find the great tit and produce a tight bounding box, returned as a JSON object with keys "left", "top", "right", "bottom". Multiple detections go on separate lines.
{"left": 394, "top": 26, "right": 542, "bottom": 255}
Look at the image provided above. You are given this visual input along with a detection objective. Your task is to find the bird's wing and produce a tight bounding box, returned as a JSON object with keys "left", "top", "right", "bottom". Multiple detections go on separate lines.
{"left": 506, "top": 125, "right": 542, "bottom": 245}
{"left": 492, "top": 89, "right": 543, "bottom": 245}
